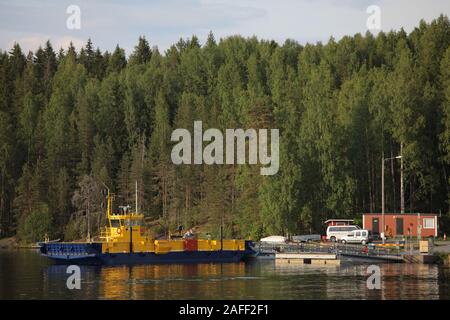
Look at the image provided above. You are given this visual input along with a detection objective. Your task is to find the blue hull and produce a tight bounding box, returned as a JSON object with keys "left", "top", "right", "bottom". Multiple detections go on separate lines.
{"left": 39, "top": 241, "right": 255, "bottom": 266}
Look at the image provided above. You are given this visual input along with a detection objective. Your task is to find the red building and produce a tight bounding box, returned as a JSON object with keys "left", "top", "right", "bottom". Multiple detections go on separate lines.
{"left": 362, "top": 213, "right": 438, "bottom": 238}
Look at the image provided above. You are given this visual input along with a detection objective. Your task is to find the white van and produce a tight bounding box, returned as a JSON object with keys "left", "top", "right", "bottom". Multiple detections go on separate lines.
{"left": 340, "top": 229, "right": 370, "bottom": 245}
{"left": 326, "top": 225, "right": 359, "bottom": 242}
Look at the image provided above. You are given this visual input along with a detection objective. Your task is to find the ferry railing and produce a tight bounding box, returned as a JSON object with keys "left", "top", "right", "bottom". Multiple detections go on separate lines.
{"left": 99, "top": 227, "right": 113, "bottom": 242}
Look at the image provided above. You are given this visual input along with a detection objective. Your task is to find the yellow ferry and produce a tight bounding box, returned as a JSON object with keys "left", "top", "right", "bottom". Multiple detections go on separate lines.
{"left": 39, "top": 191, "right": 254, "bottom": 265}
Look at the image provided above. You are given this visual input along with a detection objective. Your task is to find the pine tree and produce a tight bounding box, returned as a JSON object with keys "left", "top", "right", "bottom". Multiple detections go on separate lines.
{"left": 75, "top": 79, "right": 98, "bottom": 175}
{"left": 129, "top": 36, "right": 152, "bottom": 65}
{"left": 0, "top": 111, "right": 13, "bottom": 236}
{"left": 107, "top": 45, "right": 127, "bottom": 74}
{"left": 149, "top": 91, "right": 174, "bottom": 229}
{"left": 440, "top": 47, "right": 450, "bottom": 218}
{"left": 79, "top": 39, "right": 95, "bottom": 76}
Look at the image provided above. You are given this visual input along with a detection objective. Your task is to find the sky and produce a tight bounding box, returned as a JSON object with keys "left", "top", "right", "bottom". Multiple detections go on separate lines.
{"left": 1, "top": 0, "right": 449, "bottom": 55}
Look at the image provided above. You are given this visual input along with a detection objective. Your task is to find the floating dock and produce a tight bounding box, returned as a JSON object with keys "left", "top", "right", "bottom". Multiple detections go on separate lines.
{"left": 275, "top": 253, "right": 340, "bottom": 265}
{"left": 255, "top": 241, "right": 445, "bottom": 264}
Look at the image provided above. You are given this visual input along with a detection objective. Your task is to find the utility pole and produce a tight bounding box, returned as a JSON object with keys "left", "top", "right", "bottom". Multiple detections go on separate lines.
{"left": 382, "top": 154, "right": 402, "bottom": 244}
{"left": 135, "top": 180, "right": 138, "bottom": 214}
{"left": 87, "top": 201, "right": 90, "bottom": 243}
{"left": 400, "top": 143, "right": 405, "bottom": 214}
{"left": 381, "top": 155, "right": 385, "bottom": 244}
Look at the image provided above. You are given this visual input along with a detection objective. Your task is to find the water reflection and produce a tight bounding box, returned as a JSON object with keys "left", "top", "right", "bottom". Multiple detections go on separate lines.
{"left": 98, "top": 263, "right": 249, "bottom": 299}
{"left": 380, "top": 264, "right": 440, "bottom": 299}
{"left": 1, "top": 250, "right": 449, "bottom": 300}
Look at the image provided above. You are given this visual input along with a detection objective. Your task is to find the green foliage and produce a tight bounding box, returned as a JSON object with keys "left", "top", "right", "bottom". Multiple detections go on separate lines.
{"left": 129, "top": 36, "right": 152, "bottom": 66}
{"left": 18, "top": 203, "right": 52, "bottom": 243}
{"left": 69, "top": 174, "right": 103, "bottom": 241}
{"left": 1, "top": 16, "right": 450, "bottom": 242}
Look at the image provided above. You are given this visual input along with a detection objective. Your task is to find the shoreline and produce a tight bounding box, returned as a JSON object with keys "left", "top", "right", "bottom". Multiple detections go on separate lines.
{"left": 0, "top": 237, "right": 37, "bottom": 249}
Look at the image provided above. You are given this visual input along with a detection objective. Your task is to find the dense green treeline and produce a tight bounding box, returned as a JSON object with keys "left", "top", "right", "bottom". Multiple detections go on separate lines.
{"left": 1, "top": 16, "right": 450, "bottom": 242}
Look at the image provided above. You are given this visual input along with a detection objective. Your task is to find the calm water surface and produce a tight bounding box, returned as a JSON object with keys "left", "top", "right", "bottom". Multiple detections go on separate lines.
{"left": 0, "top": 249, "right": 449, "bottom": 299}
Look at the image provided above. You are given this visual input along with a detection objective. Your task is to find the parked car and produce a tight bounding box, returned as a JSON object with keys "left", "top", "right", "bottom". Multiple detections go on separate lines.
{"left": 291, "top": 234, "right": 321, "bottom": 243}
{"left": 326, "top": 225, "right": 360, "bottom": 242}
{"left": 340, "top": 229, "right": 370, "bottom": 245}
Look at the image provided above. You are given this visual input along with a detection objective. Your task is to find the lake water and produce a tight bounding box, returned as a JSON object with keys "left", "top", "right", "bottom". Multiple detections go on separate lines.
{"left": 0, "top": 249, "right": 449, "bottom": 299}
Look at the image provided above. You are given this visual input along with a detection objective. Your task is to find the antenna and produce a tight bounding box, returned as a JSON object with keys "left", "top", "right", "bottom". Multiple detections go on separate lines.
{"left": 135, "top": 180, "right": 138, "bottom": 214}
{"left": 100, "top": 181, "right": 113, "bottom": 221}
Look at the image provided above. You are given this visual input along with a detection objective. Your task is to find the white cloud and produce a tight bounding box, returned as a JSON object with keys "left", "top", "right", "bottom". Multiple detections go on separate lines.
{"left": 6, "top": 34, "right": 86, "bottom": 54}
{"left": 378, "top": 0, "right": 450, "bottom": 31}
{"left": 197, "top": 0, "right": 450, "bottom": 44}
{"left": 0, "top": 0, "right": 449, "bottom": 53}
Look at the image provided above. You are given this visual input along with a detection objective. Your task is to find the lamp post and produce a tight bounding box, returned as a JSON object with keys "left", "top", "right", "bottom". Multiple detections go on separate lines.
{"left": 381, "top": 155, "right": 402, "bottom": 243}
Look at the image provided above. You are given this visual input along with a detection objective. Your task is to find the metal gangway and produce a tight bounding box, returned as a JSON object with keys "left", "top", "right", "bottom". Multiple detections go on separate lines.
{"left": 255, "top": 241, "right": 405, "bottom": 262}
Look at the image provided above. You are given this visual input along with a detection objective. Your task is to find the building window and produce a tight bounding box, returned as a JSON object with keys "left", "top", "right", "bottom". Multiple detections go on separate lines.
{"left": 423, "top": 218, "right": 434, "bottom": 229}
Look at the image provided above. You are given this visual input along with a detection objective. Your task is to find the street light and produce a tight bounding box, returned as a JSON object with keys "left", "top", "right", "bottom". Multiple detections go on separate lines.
{"left": 381, "top": 155, "right": 402, "bottom": 243}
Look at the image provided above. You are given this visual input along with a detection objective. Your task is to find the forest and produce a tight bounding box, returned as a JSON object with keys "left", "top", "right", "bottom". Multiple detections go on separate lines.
{"left": 1, "top": 15, "right": 450, "bottom": 243}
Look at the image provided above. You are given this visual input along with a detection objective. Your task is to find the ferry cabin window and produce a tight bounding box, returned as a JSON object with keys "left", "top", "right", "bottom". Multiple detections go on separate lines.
{"left": 110, "top": 219, "right": 121, "bottom": 228}
{"left": 423, "top": 218, "right": 434, "bottom": 229}
{"left": 124, "top": 220, "right": 141, "bottom": 227}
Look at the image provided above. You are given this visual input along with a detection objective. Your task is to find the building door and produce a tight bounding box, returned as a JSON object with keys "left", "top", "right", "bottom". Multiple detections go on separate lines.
{"left": 372, "top": 218, "right": 379, "bottom": 235}
{"left": 396, "top": 218, "right": 404, "bottom": 236}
